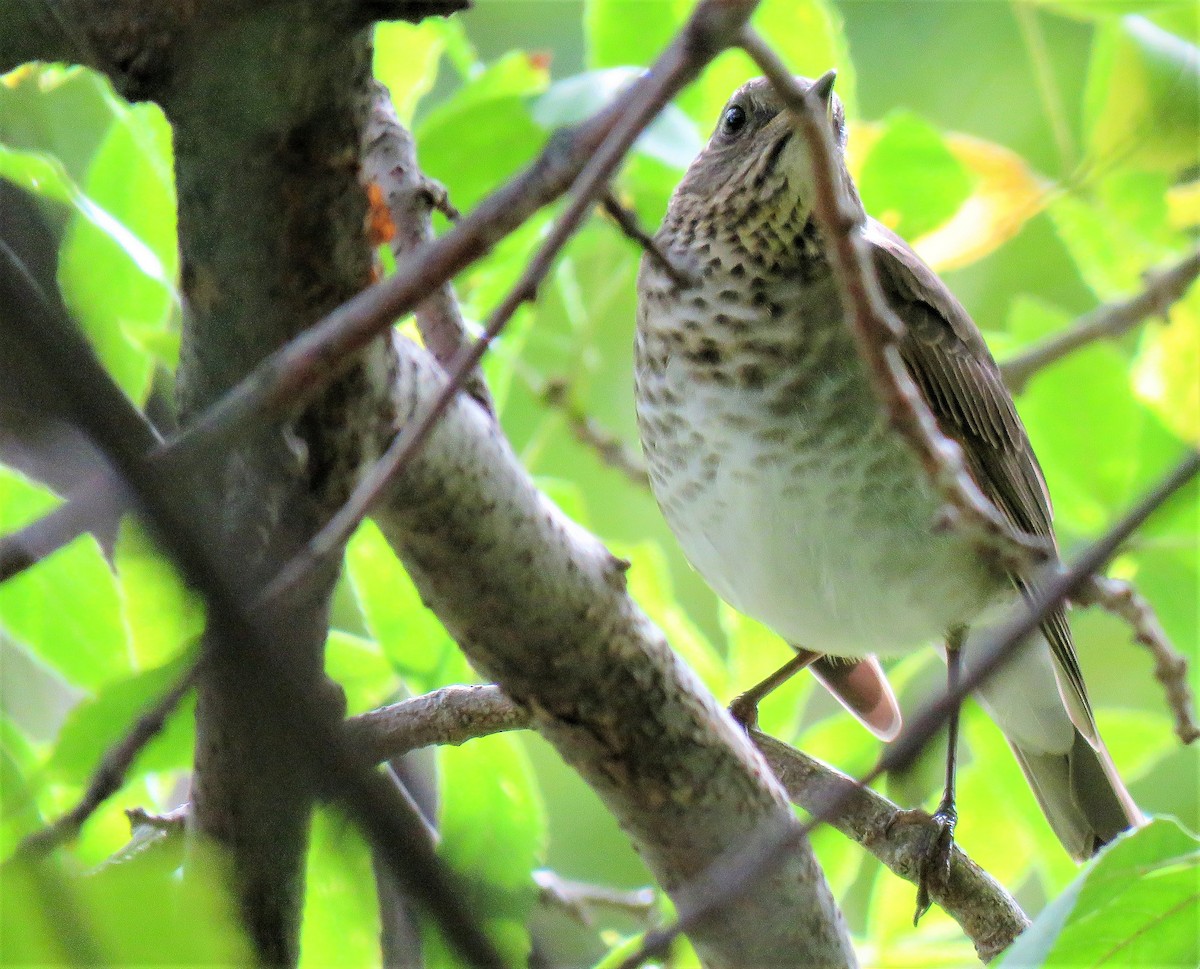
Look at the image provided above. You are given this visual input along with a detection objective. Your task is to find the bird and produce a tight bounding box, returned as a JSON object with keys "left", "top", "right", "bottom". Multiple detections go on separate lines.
{"left": 633, "top": 71, "right": 1141, "bottom": 904}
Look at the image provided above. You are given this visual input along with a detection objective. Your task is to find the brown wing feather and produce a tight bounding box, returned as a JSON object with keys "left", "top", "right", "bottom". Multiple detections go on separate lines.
{"left": 863, "top": 219, "right": 1096, "bottom": 737}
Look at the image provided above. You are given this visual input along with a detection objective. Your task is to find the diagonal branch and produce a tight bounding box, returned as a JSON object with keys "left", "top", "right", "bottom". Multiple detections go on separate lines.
{"left": 361, "top": 81, "right": 494, "bottom": 414}
{"left": 17, "top": 665, "right": 197, "bottom": 859}
{"left": 740, "top": 29, "right": 1052, "bottom": 574}
{"left": 0, "top": 0, "right": 754, "bottom": 593}
{"left": 265, "top": 0, "right": 765, "bottom": 596}
{"left": 1001, "top": 248, "right": 1200, "bottom": 394}
{"left": 615, "top": 445, "right": 1200, "bottom": 968}
{"left": 0, "top": 207, "right": 504, "bottom": 969}
{"left": 1074, "top": 575, "right": 1199, "bottom": 744}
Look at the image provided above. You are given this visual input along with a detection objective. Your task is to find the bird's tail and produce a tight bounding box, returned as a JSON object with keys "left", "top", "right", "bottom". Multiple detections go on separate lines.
{"left": 968, "top": 628, "right": 1143, "bottom": 860}
{"left": 1009, "top": 730, "right": 1143, "bottom": 860}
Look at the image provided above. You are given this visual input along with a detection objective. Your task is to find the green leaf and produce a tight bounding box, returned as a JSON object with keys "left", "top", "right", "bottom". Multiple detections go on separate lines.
{"left": 0, "top": 716, "right": 43, "bottom": 857}
{"left": 114, "top": 520, "right": 204, "bottom": 670}
{"left": 1084, "top": 15, "right": 1200, "bottom": 172}
{"left": 300, "top": 808, "right": 382, "bottom": 969}
{"left": 1008, "top": 297, "right": 1178, "bottom": 533}
{"left": 428, "top": 733, "right": 545, "bottom": 965}
{"left": 533, "top": 68, "right": 702, "bottom": 169}
{"left": 585, "top": 0, "right": 681, "bottom": 72}
{"left": 586, "top": 0, "right": 856, "bottom": 129}
{"left": 0, "top": 65, "right": 123, "bottom": 187}
{"left": 0, "top": 143, "right": 173, "bottom": 402}
{"left": 325, "top": 630, "right": 397, "bottom": 716}
{"left": 689, "top": 0, "right": 857, "bottom": 127}
{"left": 58, "top": 102, "right": 178, "bottom": 402}
{"left": 0, "top": 845, "right": 250, "bottom": 966}
{"left": 374, "top": 20, "right": 446, "bottom": 123}
{"left": 1025, "top": 0, "right": 1197, "bottom": 21}
{"left": 415, "top": 53, "right": 549, "bottom": 213}
{"left": 345, "top": 521, "right": 469, "bottom": 691}
{"left": 1000, "top": 818, "right": 1200, "bottom": 967}
{"left": 858, "top": 111, "right": 975, "bottom": 241}
{"left": 0, "top": 468, "right": 128, "bottom": 690}
{"left": 44, "top": 655, "right": 195, "bottom": 788}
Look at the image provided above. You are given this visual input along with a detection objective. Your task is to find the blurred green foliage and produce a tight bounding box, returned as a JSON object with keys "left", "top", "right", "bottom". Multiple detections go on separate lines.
{"left": 2, "top": 1, "right": 1197, "bottom": 966}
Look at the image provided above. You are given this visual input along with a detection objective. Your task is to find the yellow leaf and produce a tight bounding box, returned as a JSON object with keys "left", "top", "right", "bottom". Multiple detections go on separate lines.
{"left": 1167, "top": 178, "right": 1200, "bottom": 229}
{"left": 1133, "top": 295, "right": 1200, "bottom": 444}
{"left": 847, "top": 122, "right": 1049, "bottom": 272}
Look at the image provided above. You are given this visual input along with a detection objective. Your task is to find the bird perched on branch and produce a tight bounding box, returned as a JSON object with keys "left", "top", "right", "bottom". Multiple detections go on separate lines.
{"left": 634, "top": 72, "right": 1140, "bottom": 910}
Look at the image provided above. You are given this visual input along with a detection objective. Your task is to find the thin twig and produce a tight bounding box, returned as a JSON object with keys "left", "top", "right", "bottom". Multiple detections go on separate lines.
{"left": 1001, "top": 248, "right": 1200, "bottom": 393}
{"left": 600, "top": 189, "right": 697, "bottom": 288}
{"left": 740, "top": 29, "right": 1052, "bottom": 574}
{"left": 361, "top": 81, "right": 493, "bottom": 413}
{"left": 16, "top": 666, "right": 196, "bottom": 858}
{"left": 1074, "top": 575, "right": 1199, "bottom": 744}
{"left": 266, "top": 22, "right": 728, "bottom": 597}
{"left": 534, "top": 871, "right": 657, "bottom": 928}
{"left": 614, "top": 448, "right": 1200, "bottom": 969}
{"left": 541, "top": 377, "right": 649, "bottom": 488}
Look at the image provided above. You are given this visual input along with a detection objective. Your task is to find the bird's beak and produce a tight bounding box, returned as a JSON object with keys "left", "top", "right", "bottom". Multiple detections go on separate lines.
{"left": 811, "top": 69, "right": 837, "bottom": 119}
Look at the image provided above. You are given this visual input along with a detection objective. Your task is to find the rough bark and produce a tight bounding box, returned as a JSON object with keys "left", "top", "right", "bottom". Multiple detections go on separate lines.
{"left": 372, "top": 333, "right": 856, "bottom": 969}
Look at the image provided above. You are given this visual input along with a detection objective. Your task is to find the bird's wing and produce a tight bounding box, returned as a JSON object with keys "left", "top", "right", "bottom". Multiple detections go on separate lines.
{"left": 863, "top": 218, "right": 1096, "bottom": 738}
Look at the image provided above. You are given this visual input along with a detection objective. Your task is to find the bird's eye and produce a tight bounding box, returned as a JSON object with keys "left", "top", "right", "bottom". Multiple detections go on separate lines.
{"left": 721, "top": 105, "right": 747, "bottom": 135}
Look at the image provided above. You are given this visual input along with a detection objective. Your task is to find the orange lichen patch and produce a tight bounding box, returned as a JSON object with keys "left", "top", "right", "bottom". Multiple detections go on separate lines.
{"left": 847, "top": 122, "right": 1049, "bottom": 273}
{"left": 365, "top": 181, "right": 395, "bottom": 247}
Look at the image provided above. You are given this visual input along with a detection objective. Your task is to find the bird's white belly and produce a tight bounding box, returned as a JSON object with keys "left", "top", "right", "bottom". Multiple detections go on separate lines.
{"left": 644, "top": 363, "right": 996, "bottom": 656}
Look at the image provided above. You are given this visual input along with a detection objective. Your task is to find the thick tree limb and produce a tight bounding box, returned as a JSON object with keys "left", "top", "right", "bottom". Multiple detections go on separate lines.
{"left": 369, "top": 331, "right": 855, "bottom": 969}
{"left": 0, "top": 0, "right": 759, "bottom": 591}
{"left": 1001, "top": 248, "right": 1200, "bottom": 394}
{"left": 269, "top": 2, "right": 756, "bottom": 594}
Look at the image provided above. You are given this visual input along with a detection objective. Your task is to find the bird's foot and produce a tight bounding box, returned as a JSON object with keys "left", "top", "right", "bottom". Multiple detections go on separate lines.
{"left": 728, "top": 692, "right": 761, "bottom": 730}
{"left": 913, "top": 805, "right": 956, "bottom": 924}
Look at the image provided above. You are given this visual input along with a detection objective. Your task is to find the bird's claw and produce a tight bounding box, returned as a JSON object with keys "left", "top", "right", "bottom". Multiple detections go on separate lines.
{"left": 728, "top": 692, "right": 761, "bottom": 730}
{"left": 913, "top": 806, "right": 956, "bottom": 924}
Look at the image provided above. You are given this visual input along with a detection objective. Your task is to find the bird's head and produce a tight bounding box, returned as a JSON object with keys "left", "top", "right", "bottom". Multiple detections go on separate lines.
{"left": 670, "top": 71, "right": 854, "bottom": 234}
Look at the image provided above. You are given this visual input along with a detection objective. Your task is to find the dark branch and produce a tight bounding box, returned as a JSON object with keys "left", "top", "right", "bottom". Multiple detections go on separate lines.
{"left": 1002, "top": 248, "right": 1200, "bottom": 394}
{"left": 348, "top": 683, "right": 1026, "bottom": 959}
{"left": 612, "top": 446, "right": 1200, "bottom": 968}
{"left": 741, "top": 29, "right": 1052, "bottom": 574}
{"left": 267, "top": 0, "right": 758, "bottom": 596}
{"left": 0, "top": 221, "right": 505, "bottom": 969}
{"left": 17, "top": 666, "right": 196, "bottom": 859}
{"left": 541, "top": 377, "right": 650, "bottom": 488}
{"left": 752, "top": 733, "right": 1028, "bottom": 963}
{"left": 601, "top": 189, "right": 697, "bottom": 288}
